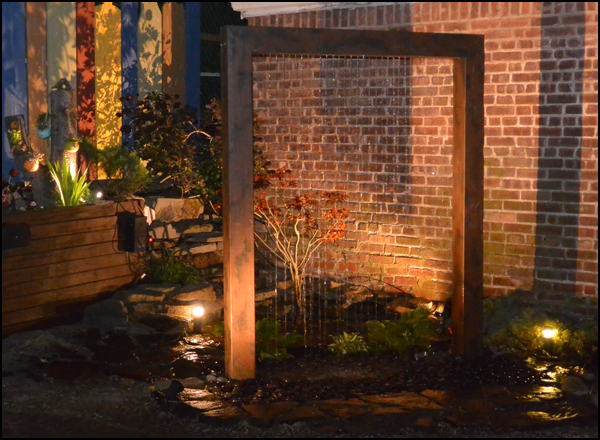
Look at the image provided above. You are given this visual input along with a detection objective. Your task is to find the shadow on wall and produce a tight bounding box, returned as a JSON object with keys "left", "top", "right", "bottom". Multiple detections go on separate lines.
{"left": 534, "top": 2, "right": 586, "bottom": 298}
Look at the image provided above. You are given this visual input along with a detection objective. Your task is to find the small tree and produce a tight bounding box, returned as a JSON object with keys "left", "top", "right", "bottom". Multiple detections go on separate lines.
{"left": 254, "top": 168, "right": 349, "bottom": 322}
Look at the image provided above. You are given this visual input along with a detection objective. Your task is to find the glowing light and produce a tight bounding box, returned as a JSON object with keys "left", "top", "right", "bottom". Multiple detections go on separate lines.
{"left": 192, "top": 306, "right": 204, "bottom": 318}
{"left": 96, "top": 191, "right": 103, "bottom": 199}
{"left": 542, "top": 328, "right": 557, "bottom": 339}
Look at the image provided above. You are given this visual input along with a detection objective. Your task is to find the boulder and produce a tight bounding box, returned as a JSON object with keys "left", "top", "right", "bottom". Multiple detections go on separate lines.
{"left": 82, "top": 298, "right": 128, "bottom": 331}
{"left": 152, "top": 198, "right": 204, "bottom": 223}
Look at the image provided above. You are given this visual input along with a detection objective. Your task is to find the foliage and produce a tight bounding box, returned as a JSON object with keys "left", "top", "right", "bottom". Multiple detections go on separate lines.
{"left": 118, "top": 92, "right": 206, "bottom": 196}
{"left": 254, "top": 168, "right": 349, "bottom": 320}
{"left": 79, "top": 138, "right": 151, "bottom": 199}
{"left": 255, "top": 318, "right": 303, "bottom": 361}
{"left": 47, "top": 156, "right": 93, "bottom": 207}
{"left": 328, "top": 332, "right": 368, "bottom": 356}
{"left": 142, "top": 248, "right": 202, "bottom": 285}
{"left": 194, "top": 98, "right": 270, "bottom": 209}
{"left": 211, "top": 321, "right": 225, "bottom": 337}
{"left": 483, "top": 296, "right": 598, "bottom": 361}
{"left": 366, "top": 308, "right": 440, "bottom": 356}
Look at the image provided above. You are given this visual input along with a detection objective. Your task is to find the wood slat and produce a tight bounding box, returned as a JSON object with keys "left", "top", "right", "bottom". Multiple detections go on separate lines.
{"left": 2, "top": 242, "right": 126, "bottom": 271}
{"left": 2, "top": 252, "right": 137, "bottom": 289}
{"left": 3, "top": 228, "right": 118, "bottom": 257}
{"left": 3, "top": 263, "right": 135, "bottom": 299}
{"left": 3, "top": 274, "right": 135, "bottom": 314}
{"left": 28, "top": 216, "right": 116, "bottom": 239}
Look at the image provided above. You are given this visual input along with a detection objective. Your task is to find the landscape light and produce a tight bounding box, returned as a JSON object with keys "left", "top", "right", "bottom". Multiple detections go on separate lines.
{"left": 542, "top": 328, "right": 557, "bottom": 339}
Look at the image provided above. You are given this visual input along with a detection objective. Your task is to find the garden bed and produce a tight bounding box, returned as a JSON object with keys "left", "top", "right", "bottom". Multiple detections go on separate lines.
{"left": 2, "top": 200, "right": 144, "bottom": 336}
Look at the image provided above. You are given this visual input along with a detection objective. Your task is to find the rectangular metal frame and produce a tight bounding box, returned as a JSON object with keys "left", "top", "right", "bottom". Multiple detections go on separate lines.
{"left": 221, "top": 26, "right": 484, "bottom": 379}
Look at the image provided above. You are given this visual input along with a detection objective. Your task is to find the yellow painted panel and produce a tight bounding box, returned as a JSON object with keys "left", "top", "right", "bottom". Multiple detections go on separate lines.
{"left": 95, "top": 2, "right": 122, "bottom": 151}
{"left": 138, "top": 2, "right": 162, "bottom": 96}
{"left": 46, "top": 2, "right": 76, "bottom": 91}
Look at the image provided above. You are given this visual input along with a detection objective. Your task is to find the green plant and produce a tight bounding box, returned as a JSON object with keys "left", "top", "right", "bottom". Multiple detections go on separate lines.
{"left": 483, "top": 297, "right": 598, "bottom": 361}
{"left": 328, "top": 332, "right": 368, "bottom": 356}
{"left": 366, "top": 308, "right": 440, "bottom": 356}
{"left": 79, "top": 138, "right": 151, "bottom": 199}
{"left": 254, "top": 169, "right": 349, "bottom": 322}
{"left": 47, "top": 156, "right": 92, "bottom": 207}
{"left": 255, "top": 318, "right": 303, "bottom": 361}
{"left": 118, "top": 92, "right": 207, "bottom": 196}
{"left": 142, "top": 248, "right": 202, "bottom": 285}
{"left": 194, "top": 99, "right": 270, "bottom": 208}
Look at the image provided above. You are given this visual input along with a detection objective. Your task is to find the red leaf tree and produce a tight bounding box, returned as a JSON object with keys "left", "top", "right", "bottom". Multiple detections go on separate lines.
{"left": 254, "top": 168, "right": 349, "bottom": 321}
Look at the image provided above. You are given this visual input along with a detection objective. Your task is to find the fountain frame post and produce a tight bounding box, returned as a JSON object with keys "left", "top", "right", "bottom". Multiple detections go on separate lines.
{"left": 221, "top": 26, "right": 485, "bottom": 380}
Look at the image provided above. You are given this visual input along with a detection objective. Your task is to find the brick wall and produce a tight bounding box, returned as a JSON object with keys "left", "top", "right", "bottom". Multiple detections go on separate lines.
{"left": 247, "top": 2, "right": 598, "bottom": 310}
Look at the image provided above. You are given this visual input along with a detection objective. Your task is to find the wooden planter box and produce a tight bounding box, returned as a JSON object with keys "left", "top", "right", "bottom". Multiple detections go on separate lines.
{"left": 2, "top": 200, "right": 145, "bottom": 337}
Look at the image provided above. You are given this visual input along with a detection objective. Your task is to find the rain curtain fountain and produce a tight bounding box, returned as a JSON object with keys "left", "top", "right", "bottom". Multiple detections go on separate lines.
{"left": 221, "top": 26, "right": 484, "bottom": 380}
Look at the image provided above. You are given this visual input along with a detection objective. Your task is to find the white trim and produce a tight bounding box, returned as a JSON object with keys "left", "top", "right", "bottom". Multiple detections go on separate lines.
{"left": 230, "top": 2, "right": 403, "bottom": 19}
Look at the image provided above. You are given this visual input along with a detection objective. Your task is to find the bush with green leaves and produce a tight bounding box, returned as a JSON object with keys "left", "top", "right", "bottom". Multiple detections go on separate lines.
{"left": 79, "top": 138, "right": 151, "bottom": 199}
{"left": 328, "top": 332, "right": 368, "bottom": 356}
{"left": 118, "top": 92, "right": 206, "bottom": 197}
{"left": 483, "top": 296, "right": 597, "bottom": 361}
{"left": 365, "top": 308, "right": 440, "bottom": 356}
{"left": 255, "top": 318, "right": 303, "bottom": 361}
{"left": 142, "top": 248, "right": 202, "bottom": 285}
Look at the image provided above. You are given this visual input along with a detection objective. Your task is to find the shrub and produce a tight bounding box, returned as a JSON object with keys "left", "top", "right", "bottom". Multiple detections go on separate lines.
{"left": 483, "top": 297, "right": 598, "bottom": 361}
{"left": 255, "top": 318, "right": 303, "bottom": 361}
{"left": 118, "top": 92, "right": 206, "bottom": 196}
{"left": 142, "top": 249, "right": 202, "bottom": 285}
{"left": 328, "top": 332, "right": 368, "bottom": 356}
{"left": 366, "top": 308, "right": 440, "bottom": 356}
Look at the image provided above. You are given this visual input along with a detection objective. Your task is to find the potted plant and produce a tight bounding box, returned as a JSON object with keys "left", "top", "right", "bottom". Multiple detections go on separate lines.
{"left": 36, "top": 113, "right": 51, "bottom": 139}
{"left": 23, "top": 153, "right": 45, "bottom": 173}
{"left": 64, "top": 135, "right": 80, "bottom": 153}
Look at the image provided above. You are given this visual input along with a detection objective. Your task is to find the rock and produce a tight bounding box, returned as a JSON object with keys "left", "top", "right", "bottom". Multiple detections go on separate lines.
{"left": 561, "top": 375, "right": 590, "bottom": 396}
{"left": 255, "top": 289, "right": 278, "bottom": 302}
{"left": 183, "top": 223, "right": 214, "bottom": 234}
{"left": 341, "top": 286, "right": 373, "bottom": 309}
{"left": 386, "top": 297, "right": 414, "bottom": 314}
{"left": 186, "top": 243, "right": 218, "bottom": 255}
{"left": 360, "top": 392, "right": 444, "bottom": 411}
{"left": 2, "top": 330, "right": 94, "bottom": 374}
{"left": 82, "top": 298, "right": 128, "bottom": 331}
{"left": 149, "top": 223, "right": 180, "bottom": 240}
{"left": 169, "top": 282, "right": 216, "bottom": 302}
{"left": 206, "top": 374, "right": 217, "bottom": 382}
{"left": 184, "top": 231, "right": 223, "bottom": 243}
{"left": 126, "top": 290, "right": 166, "bottom": 304}
{"left": 152, "top": 198, "right": 204, "bottom": 223}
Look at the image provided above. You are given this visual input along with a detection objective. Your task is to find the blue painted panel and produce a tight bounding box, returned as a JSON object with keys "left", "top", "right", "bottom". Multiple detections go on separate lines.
{"left": 121, "top": 2, "right": 138, "bottom": 149}
{"left": 2, "top": 2, "right": 27, "bottom": 177}
{"left": 185, "top": 2, "right": 201, "bottom": 114}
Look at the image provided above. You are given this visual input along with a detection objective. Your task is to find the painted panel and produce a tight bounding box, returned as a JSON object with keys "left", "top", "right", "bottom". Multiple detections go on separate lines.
{"left": 26, "top": 2, "right": 49, "bottom": 158}
{"left": 185, "top": 2, "right": 201, "bottom": 112}
{"left": 121, "top": 2, "right": 138, "bottom": 149}
{"left": 47, "top": 2, "right": 76, "bottom": 91}
{"left": 162, "top": 2, "right": 186, "bottom": 100}
{"left": 76, "top": 2, "right": 95, "bottom": 140}
{"left": 95, "top": 2, "right": 121, "bottom": 150}
{"left": 138, "top": 2, "right": 162, "bottom": 96}
{"left": 2, "top": 2, "right": 28, "bottom": 177}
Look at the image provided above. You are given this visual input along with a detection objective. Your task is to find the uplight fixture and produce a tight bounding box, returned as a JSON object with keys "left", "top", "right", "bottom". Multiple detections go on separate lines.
{"left": 542, "top": 328, "right": 557, "bottom": 339}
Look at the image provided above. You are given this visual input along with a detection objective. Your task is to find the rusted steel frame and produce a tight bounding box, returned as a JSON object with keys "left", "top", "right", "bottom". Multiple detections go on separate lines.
{"left": 222, "top": 26, "right": 485, "bottom": 379}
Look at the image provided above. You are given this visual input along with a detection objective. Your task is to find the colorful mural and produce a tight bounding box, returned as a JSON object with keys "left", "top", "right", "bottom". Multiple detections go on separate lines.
{"left": 1, "top": 2, "right": 202, "bottom": 176}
